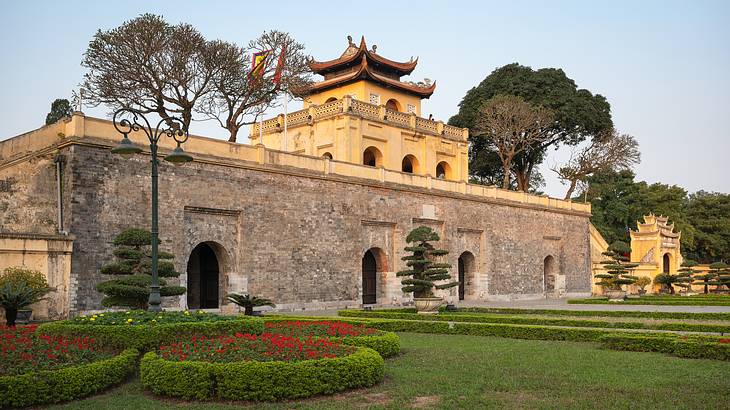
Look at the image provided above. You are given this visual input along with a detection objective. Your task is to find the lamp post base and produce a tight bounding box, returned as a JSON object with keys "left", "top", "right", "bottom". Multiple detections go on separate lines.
{"left": 148, "top": 285, "right": 162, "bottom": 312}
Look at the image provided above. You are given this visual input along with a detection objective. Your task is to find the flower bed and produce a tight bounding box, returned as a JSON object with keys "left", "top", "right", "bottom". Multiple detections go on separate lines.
{"left": 141, "top": 332, "right": 384, "bottom": 401}
{"left": 0, "top": 325, "right": 137, "bottom": 407}
{"left": 37, "top": 311, "right": 264, "bottom": 351}
{"left": 263, "top": 319, "right": 401, "bottom": 357}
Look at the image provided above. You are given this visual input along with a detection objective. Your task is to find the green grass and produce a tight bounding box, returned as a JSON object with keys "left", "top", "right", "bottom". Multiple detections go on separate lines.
{"left": 450, "top": 307, "right": 730, "bottom": 321}
{"left": 569, "top": 295, "right": 730, "bottom": 306}
{"left": 49, "top": 332, "right": 730, "bottom": 410}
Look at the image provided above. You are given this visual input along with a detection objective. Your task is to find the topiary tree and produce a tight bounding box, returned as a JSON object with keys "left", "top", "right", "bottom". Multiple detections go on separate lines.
{"left": 654, "top": 273, "right": 678, "bottom": 294}
{"left": 692, "top": 266, "right": 717, "bottom": 294}
{"left": 0, "top": 267, "right": 54, "bottom": 325}
{"left": 634, "top": 276, "right": 651, "bottom": 294}
{"left": 96, "top": 228, "right": 185, "bottom": 309}
{"left": 226, "top": 293, "right": 276, "bottom": 316}
{"left": 707, "top": 262, "right": 730, "bottom": 292}
{"left": 594, "top": 241, "right": 638, "bottom": 294}
{"left": 675, "top": 260, "right": 698, "bottom": 293}
{"left": 396, "top": 226, "right": 458, "bottom": 298}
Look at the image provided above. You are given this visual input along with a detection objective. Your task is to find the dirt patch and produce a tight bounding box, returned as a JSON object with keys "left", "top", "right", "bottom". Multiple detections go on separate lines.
{"left": 410, "top": 395, "right": 441, "bottom": 408}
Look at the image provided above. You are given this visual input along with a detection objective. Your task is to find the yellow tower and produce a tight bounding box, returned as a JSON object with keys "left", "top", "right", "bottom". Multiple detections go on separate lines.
{"left": 629, "top": 214, "right": 683, "bottom": 291}
{"left": 250, "top": 36, "right": 469, "bottom": 181}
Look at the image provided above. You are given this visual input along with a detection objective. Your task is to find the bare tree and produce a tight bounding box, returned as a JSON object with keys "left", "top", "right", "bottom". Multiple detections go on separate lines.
{"left": 197, "top": 31, "right": 311, "bottom": 142}
{"left": 81, "top": 14, "right": 225, "bottom": 130}
{"left": 553, "top": 130, "right": 640, "bottom": 199}
{"left": 472, "top": 95, "right": 554, "bottom": 189}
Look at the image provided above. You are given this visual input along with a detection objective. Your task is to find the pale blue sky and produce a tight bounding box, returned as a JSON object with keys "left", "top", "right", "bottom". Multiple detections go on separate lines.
{"left": 1, "top": 0, "right": 728, "bottom": 197}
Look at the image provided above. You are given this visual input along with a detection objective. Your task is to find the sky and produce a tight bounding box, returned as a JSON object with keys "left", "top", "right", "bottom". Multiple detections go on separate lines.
{"left": 1, "top": 0, "right": 728, "bottom": 198}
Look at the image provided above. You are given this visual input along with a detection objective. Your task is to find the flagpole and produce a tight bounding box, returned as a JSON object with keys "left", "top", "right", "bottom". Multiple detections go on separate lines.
{"left": 283, "top": 91, "right": 288, "bottom": 151}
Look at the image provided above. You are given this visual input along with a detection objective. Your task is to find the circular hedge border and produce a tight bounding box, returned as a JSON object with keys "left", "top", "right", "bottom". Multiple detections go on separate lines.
{"left": 140, "top": 346, "right": 384, "bottom": 401}
{"left": 37, "top": 317, "right": 264, "bottom": 351}
{"left": 0, "top": 348, "right": 138, "bottom": 408}
{"left": 262, "top": 318, "right": 401, "bottom": 358}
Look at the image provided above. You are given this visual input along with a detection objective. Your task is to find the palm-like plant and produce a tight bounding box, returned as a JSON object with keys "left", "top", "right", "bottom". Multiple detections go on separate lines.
{"left": 226, "top": 293, "right": 276, "bottom": 316}
{"left": 0, "top": 282, "right": 52, "bottom": 326}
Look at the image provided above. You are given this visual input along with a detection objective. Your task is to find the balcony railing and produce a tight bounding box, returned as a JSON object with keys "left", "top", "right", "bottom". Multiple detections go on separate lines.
{"left": 252, "top": 96, "right": 468, "bottom": 141}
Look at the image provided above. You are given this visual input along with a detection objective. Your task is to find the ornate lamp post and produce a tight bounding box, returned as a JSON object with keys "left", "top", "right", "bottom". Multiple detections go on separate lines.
{"left": 111, "top": 108, "right": 193, "bottom": 312}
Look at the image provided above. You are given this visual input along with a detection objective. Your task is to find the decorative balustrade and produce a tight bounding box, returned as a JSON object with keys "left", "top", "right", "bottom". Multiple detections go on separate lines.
{"left": 252, "top": 97, "right": 467, "bottom": 141}
{"left": 384, "top": 108, "right": 411, "bottom": 127}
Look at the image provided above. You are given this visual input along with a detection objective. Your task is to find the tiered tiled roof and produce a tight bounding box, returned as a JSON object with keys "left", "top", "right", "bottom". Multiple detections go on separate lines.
{"left": 307, "top": 36, "right": 435, "bottom": 98}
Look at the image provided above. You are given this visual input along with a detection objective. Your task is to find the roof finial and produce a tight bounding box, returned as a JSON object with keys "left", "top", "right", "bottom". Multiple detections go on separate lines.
{"left": 371, "top": 44, "right": 377, "bottom": 53}
{"left": 347, "top": 35, "right": 354, "bottom": 47}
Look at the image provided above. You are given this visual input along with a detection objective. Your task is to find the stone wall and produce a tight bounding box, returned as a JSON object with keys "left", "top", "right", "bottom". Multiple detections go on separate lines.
{"left": 59, "top": 141, "right": 590, "bottom": 313}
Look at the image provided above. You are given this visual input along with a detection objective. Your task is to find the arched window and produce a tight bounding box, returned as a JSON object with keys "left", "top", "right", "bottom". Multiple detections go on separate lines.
{"left": 544, "top": 255, "right": 556, "bottom": 294}
{"left": 663, "top": 253, "right": 671, "bottom": 273}
{"left": 362, "top": 248, "right": 388, "bottom": 305}
{"left": 401, "top": 155, "right": 419, "bottom": 174}
{"left": 385, "top": 98, "right": 401, "bottom": 112}
{"left": 322, "top": 152, "right": 333, "bottom": 160}
{"left": 363, "top": 146, "right": 383, "bottom": 167}
{"left": 325, "top": 97, "right": 338, "bottom": 103}
{"left": 436, "top": 161, "right": 452, "bottom": 180}
{"left": 458, "top": 251, "right": 476, "bottom": 301}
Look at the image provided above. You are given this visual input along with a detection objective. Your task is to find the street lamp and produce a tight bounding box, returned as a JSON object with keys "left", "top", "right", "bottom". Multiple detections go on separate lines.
{"left": 111, "top": 108, "right": 193, "bottom": 312}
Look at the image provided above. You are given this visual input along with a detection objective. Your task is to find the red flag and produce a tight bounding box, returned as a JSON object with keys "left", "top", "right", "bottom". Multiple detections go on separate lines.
{"left": 273, "top": 44, "right": 287, "bottom": 86}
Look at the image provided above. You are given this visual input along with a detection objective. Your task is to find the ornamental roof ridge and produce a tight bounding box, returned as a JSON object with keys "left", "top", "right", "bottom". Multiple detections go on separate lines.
{"left": 308, "top": 53, "right": 436, "bottom": 98}
{"left": 308, "top": 35, "right": 418, "bottom": 76}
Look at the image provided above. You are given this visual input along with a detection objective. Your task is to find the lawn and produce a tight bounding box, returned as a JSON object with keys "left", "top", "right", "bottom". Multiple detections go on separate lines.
{"left": 569, "top": 294, "right": 730, "bottom": 306}
{"left": 51, "top": 332, "right": 730, "bottom": 409}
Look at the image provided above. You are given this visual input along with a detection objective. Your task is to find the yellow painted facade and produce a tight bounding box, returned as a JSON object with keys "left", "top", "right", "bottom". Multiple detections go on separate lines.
{"left": 590, "top": 214, "right": 684, "bottom": 295}
{"left": 305, "top": 80, "right": 423, "bottom": 116}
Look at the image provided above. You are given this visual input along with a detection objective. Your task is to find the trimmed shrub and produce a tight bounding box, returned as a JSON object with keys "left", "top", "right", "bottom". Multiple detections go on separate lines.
{"left": 0, "top": 348, "right": 138, "bottom": 408}
{"left": 568, "top": 297, "right": 730, "bottom": 306}
{"left": 599, "top": 334, "right": 730, "bottom": 361}
{"left": 140, "top": 346, "right": 384, "bottom": 401}
{"left": 450, "top": 307, "right": 730, "bottom": 321}
{"left": 337, "top": 310, "right": 730, "bottom": 334}
{"left": 37, "top": 317, "right": 264, "bottom": 351}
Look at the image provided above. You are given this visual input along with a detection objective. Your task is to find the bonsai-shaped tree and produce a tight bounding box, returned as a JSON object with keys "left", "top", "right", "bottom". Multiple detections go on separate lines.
{"left": 226, "top": 293, "right": 276, "bottom": 316}
{"left": 595, "top": 241, "right": 639, "bottom": 294}
{"left": 707, "top": 262, "right": 730, "bottom": 292}
{"left": 692, "top": 266, "right": 717, "bottom": 294}
{"left": 0, "top": 267, "right": 53, "bottom": 326}
{"left": 397, "top": 226, "right": 458, "bottom": 298}
{"left": 96, "top": 228, "right": 185, "bottom": 309}
{"left": 674, "top": 260, "right": 698, "bottom": 294}
{"left": 654, "top": 273, "right": 678, "bottom": 294}
{"left": 634, "top": 276, "right": 651, "bottom": 295}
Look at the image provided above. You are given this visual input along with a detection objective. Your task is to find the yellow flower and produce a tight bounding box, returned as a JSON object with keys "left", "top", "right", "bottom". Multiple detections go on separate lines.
{"left": 90, "top": 317, "right": 96, "bottom": 321}
{"left": 184, "top": 310, "right": 190, "bottom": 315}
{"left": 151, "top": 319, "right": 157, "bottom": 323}
{"left": 99, "top": 313, "right": 104, "bottom": 316}
{"left": 126, "top": 318, "right": 133, "bottom": 324}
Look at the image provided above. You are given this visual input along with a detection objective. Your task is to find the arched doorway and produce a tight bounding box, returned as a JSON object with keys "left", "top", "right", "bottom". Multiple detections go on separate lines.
{"left": 363, "top": 146, "right": 383, "bottom": 167}
{"left": 436, "top": 161, "right": 452, "bottom": 179}
{"left": 362, "top": 248, "right": 387, "bottom": 305}
{"left": 402, "top": 155, "right": 419, "bottom": 174}
{"left": 187, "top": 243, "right": 220, "bottom": 309}
{"left": 385, "top": 98, "right": 401, "bottom": 112}
{"left": 544, "top": 255, "right": 556, "bottom": 294}
{"left": 663, "top": 253, "right": 671, "bottom": 273}
{"left": 458, "top": 252, "right": 475, "bottom": 301}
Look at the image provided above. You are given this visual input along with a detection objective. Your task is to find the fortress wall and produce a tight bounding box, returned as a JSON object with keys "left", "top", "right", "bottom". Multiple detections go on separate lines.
{"left": 62, "top": 142, "right": 591, "bottom": 312}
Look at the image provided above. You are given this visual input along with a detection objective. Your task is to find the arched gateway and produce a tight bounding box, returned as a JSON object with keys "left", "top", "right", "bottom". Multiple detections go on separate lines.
{"left": 362, "top": 248, "right": 387, "bottom": 305}
{"left": 187, "top": 242, "right": 221, "bottom": 309}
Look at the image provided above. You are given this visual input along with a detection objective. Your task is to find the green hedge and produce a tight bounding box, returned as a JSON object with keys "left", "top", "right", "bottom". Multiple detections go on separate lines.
{"left": 337, "top": 310, "right": 730, "bottom": 334}
{"left": 140, "top": 346, "right": 384, "bottom": 401}
{"left": 262, "top": 317, "right": 401, "bottom": 358}
{"left": 0, "top": 348, "right": 138, "bottom": 408}
{"left": 37, "top": 318, "right": 264, "bottom": 351}
{"left": 313, "top": 315, "right": 730, "bottom": 361}
{"left": 599, "top": 334, "right": 730, "bottom": 361}
{"left": 450, "top": 307, "right": 730, "bottom": 321}
{"left": 569, "top": 297, "right": 730, "bottom": 306}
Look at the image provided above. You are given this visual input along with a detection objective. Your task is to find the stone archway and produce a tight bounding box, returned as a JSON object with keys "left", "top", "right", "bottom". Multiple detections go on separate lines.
{"left": 187, "top": 242, "right": 225, "bottom": 309}
{"left": 544, "top": 255, "right": 557, "bottom": 295}
{"left": 458, "top": 251, "right": 476, "bottom": 301}
{"left": 362, "top": 247, "right": 387, "bottom": 305}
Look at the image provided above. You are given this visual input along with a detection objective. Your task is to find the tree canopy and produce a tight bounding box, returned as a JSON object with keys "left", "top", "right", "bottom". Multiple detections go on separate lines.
{"left": 582, "top": 170, "right": 730, "bottom": 264}
{"left": 45, "top": 98, "right": 73, "bottom": 125}
{"left": 450, "top": 63, "right": 613, "bottom": 191}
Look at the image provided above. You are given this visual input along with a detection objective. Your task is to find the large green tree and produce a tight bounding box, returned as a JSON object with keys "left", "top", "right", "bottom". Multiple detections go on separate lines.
{"left": 450, "top": 63, "right": 613, "bottom": 191}
{"left": 685, "top": 191, "right": 730, "bottom": 263}
{"left": 45, "top": 98, "right": 73, "bottom": 125}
